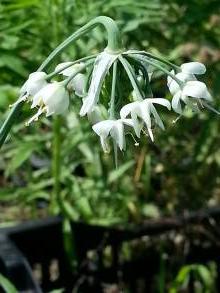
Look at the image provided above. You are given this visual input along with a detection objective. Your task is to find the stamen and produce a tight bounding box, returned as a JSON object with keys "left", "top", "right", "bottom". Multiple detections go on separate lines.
{"left": 9, "top": 94, "right": 28, "bottom": 108}
{"left": 172, "top": 115, "right": 182, "bottom": 124}
{"left": 25, "top": 108, "right": 43, "bottom": 126}
{"left": 129, "top": 133, "right": 139, "bottom": 146}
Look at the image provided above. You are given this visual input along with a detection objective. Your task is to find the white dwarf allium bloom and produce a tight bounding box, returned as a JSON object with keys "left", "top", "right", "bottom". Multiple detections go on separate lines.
{"left": 167, "top": 62, "right": 212, "bottom": 114}
{"left": 26, "top": 82, "right": 69, "bottom": 125}
{"left": 17, "top": 72, "right": 48, "bottom": 105}
{"left": 80, "top": 51, "right": 119, "bottom": 116}
{"left": 120, "top": 98, "right": 171, "bottom": 141}
{"left": 92, "top": 119, "right": 137, "bottom": 152}
{"left": 55, "top": 62, "right": 86, "bottom": 97}
{"left": 20, "top": 72, "right": 48, "bottom": 96}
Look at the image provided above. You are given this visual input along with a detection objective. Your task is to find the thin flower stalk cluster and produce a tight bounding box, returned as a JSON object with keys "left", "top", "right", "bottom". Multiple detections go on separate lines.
{"left": 4, "top": 17, "right": 217, "bottom": 153}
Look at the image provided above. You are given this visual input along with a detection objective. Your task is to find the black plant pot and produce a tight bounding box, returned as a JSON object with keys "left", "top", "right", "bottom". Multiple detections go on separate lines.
{"left": 1, "top": 207, "right": 220, "bottom": 292}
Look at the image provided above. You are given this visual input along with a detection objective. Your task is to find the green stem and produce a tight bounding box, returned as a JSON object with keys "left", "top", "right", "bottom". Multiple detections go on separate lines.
{"left": 47, "top": 54, "right": 97, "bottom": 79}
{"left": 109, "top": 61, "right": 118, "bottom": 119}
{"left": 51, "top": 115, "right": 62, "bottom": 213}
{"left": 119, "top": 55, "right": 143, "bottom": 100}
{"left": 129, "top": 54, "right": 183, "bottom": 87}
{"left": 124, "top": 50, "right": 179, "bottom": 71}
{"left": 0, "top": 102, "right": 23, "bottom": 148}
{"left": 38, "top": 16, "right": 122, "bottom": 71}
{"left": 0, "top": 16, "right": 122, "bottom": 149}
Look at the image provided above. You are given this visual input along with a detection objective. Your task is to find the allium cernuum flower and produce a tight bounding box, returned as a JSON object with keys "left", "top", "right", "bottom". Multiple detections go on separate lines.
{"left": 55, "top": 62, "right": 86, "bottom": 97}
{"left": 167, "top": 62, "right": 212, "bottom": 114}
{"left": 120, "top": 98, "right": 171, "bottom": 141}
{"left": 26, "top": 82, "right": 69, "bottom": 125}
{"left": 92, "top": 119, "right": 138, "bottom": 153}
{"left": 20, "top": 72, "right": 48, "bottom": 97}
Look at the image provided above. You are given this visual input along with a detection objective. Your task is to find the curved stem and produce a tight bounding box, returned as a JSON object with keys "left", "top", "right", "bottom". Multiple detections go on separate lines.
{"left": 109, "top": 61, "right": 118, "bottom": 119}
{"left": 119, "top": 55, "right": 143, "bottom": 101}
{"left": 38, "top": 16, "right": 122, "bottom": 71}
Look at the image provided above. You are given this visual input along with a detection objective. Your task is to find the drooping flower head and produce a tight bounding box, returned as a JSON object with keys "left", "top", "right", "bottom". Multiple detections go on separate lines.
{"left": 12, "top": 17, "right": 217, "bottom": 154}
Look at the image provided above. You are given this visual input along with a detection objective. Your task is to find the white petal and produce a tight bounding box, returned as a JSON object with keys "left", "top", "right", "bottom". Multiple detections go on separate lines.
{"left": 138, "top": 102, "right": 151, "bottom": 128}
{"left": 131, "top": 113, "right": 142, "bottom": 137}
{"left": 31, "top": 92, "right": 43, "bottom": 108}
{"left": 21, "top": 72, "right": 48, "bottom": 96}
{"left": 150, "top": 104, "right": 165, "bottom": 130}
{"left": 183, "top": 81, "right": 212, "bottom": 101}
{"left": 100, "top": 136, "right": 110, "bottom": 153}
{"left": 69, "top": 73, "right": 86, "bottom": 97}
{"left": 181, "top": 62, "right": 206, "bottom": 75}
{"left": 172, "top": 92, "right": 182, "bottom": 114}
{"left": 147, "top": 128, "right": 154, "bottom": 142}
{"left": 55, "top": 62, "right": 73, "bottom": 75}
{"left": 92, "top": 120, "right": 115, "bottom": 138}
{"left": 111, "top": 121, "right": 125, "bottom": 151}
{"left": 168, "top": 72, "right": 196, "bottom": 95}
{"left": 148, "top": 98, "right": 171, "bottom": 110}
{"left": 80, "top": 51, "right": 118, "bottom": 116}
{"left": 120, "top": 102, "right": 138, "bottom": 119}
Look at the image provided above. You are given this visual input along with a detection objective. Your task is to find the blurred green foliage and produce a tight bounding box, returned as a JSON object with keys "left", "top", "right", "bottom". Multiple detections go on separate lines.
{"left": 0, "top": 0, "right": 220, "bottom": 225}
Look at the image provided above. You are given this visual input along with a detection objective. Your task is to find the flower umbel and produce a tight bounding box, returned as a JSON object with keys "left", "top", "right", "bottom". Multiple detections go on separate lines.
{"left": 4, "top": 17, "right": 217, "bottom": 153}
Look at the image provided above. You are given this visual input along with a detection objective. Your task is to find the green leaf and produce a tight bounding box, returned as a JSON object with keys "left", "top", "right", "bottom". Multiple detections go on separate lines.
{"left": 0, "top": 54, "right": 27, "bottom": 76}
{"left": 6, "top": 143, "right": 36, "bottom": 175}
{"left": 196, "top": 265, "right": 213, "bottom": 288}
{"left": 0, "top": 274, "right": 17, "bottom": 293}
{"left": 108, "top": 160, "right": 134, "bottom": 183}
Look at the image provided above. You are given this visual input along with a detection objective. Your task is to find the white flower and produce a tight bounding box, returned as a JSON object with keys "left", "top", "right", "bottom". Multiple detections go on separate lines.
{"left": 120, "top": 98, "right": 171, "bottom": 141}
{"left": 167, "top": 62, "right": 212, "bottom": 114}
{"left": 26, "top": 82, "right": 69, "bottom": 125}
{"left": 12, "top": 72, "right": 48, "bottom": 107}
{"left": 55, "top": 62, "right": 86, "bottom": 97}
{"left": 92, "top": 119, "right": 136, "bottom": 152}
{"left": 20, "top": 71, "right": 48, "bottom": 96}
{"left": 80, "top": 51, "right": 118, "bottom": 116}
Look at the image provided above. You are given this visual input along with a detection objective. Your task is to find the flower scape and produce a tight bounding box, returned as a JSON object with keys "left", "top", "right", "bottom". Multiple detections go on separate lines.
{"left": 3, "top": 16, "right": 216, "bottom": 153}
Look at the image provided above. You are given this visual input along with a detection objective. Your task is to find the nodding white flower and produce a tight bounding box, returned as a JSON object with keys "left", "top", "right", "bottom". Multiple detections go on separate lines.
{"left": 26, "top": 82, "right": 69, "bottom": 125}
{"left": 55, "top": 62, "right": 86, "bottom": 97}
{"left": 120, "top": 98, "right": 171, "bottom": 141}
{"left": 92, "top": 119, "right": 136, "bottom": 153}
{"left": 20, "top": 72, "right": 48, "bottom": 97}
{"left": 167, "top": 62, "right": 212, "bottom": 114}
{"left": 13, "top": 72, "right": 48, "bottom": 107}
{"left": 80, "top": 50, "right": 118, "bottom": 116}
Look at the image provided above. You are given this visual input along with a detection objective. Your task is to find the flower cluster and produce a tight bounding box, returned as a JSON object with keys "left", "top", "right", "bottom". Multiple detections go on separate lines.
{"left": 16, "top": 47, "right": 215, "bottom": 152}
